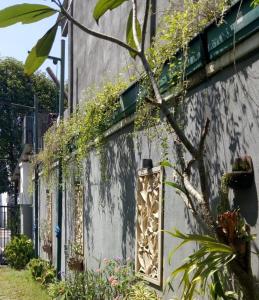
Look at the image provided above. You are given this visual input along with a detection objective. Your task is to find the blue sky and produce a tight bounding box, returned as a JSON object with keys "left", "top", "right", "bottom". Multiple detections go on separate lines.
{"left": 0, "top": 0, "right": 66, "bottom": 76}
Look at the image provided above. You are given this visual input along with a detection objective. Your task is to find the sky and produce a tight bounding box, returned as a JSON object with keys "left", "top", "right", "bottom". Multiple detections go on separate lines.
{"left": 0, "top": 0, "right": 66, "bottom": 77}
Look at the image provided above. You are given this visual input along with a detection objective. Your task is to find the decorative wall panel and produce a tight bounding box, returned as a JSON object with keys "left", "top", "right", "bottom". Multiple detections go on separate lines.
{"left": 74, "top": 183, "right": 84, "bottom": 253}
{"left": 135, "top": 166, "right": 164, "bottom": 286}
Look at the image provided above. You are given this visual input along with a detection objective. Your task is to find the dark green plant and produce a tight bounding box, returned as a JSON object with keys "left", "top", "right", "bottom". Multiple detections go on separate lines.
{"left": 0, "top": 58, "right": 57, "bottom": 193}
{"left": 4, "top": 234, "right": 34, "bottom": 269}
{"left": 28, "top": 258, "right": 56, "bottom": 286}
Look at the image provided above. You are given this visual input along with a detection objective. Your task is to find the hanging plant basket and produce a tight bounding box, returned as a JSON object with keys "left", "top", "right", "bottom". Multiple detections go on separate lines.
{"left": 42, "top": 241, "right": 52, "bottom": 255}
{"left": 217, "top": 210, "right": 250, "bottom": 255}
{"left": 226, "top": 156, "right": 254, "bottom": 189}
{"left": 67, "top": 257, "right": 84, "bottom": 271}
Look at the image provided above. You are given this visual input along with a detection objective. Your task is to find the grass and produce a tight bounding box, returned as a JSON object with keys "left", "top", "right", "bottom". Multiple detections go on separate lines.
{"left": 0, "top": 266, "right": 51, "bottom": 300}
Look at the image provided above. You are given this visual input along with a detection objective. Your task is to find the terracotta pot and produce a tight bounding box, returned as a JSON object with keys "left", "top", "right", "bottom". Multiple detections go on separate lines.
{"left": 42, "top": 243, "right": 52, "bottom": 254}
{"left": 67, "top": 257, "right": 84, "bottom": 271}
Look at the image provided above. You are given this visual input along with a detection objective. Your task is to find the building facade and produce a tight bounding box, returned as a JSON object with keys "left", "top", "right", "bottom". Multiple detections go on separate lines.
{"left": 36, "top": 0, "right": 259, "bottom": 298}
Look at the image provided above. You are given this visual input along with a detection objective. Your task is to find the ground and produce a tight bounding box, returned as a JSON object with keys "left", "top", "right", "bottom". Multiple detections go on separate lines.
{"left": 0, "top": 267, "right": 50, "bottom": 300}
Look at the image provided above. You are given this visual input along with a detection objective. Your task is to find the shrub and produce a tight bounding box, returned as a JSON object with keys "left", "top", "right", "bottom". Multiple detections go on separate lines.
{"left": 65, "top": 258, "right": 138, "bottom": 299}
{"left": 28, "top": 258, "right": 56, "bottom": 286}
{"left": 46, "top": 258, "right": 159, "bottom": 300}
{"left": 47, "top": 280, "right": 69, "bottom": 299}
{"left": 127, "top": 282, "right": 160, "bottom": 300}
{"left": 4, "top": 235, "right": 34, "bottom": 269}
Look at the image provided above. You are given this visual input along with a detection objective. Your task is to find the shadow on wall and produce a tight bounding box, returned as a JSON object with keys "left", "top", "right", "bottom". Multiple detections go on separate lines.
{"left": 84, "top": 123, "right": 137, "bottom": 259}
{"left": 180, "top": 50, "right": 259, "bottom": 223}
{"left": 100, "top": 123, "right": 136, "bottom": 259}
{"left": 233, "top": 183, "right": 258, "bottom": 226}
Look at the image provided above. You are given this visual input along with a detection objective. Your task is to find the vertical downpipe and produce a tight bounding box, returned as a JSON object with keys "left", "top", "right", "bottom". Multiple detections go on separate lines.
{"left": 34, "top": 95, "right": 39, "bottom": 257}
{"left": 57, "top": 39, "right": 65, "bottom": 279}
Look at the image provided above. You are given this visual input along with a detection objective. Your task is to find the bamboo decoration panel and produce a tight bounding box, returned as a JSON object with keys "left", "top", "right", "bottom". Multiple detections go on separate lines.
{"left": 74, "top": 184, "right": 84, "bottom": 252}
{"left": 46, "top": 191, "right": 52, "bottom": 242}
{"left": 135, "top": 166, "right": 163, "bottom": 286}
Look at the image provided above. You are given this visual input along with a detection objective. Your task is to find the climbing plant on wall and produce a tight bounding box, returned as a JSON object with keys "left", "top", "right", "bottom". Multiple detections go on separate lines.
{"left": 0, "top": 0, "right": 258, "bottom": 299}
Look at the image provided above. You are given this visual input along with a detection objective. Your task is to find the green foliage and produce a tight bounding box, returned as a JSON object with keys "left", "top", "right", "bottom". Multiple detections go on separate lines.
{"left": 0, "top": 3, "right": 58, "bottom": 74}
{"left": 126, "top": 9, "right": 141, "bottom": 57}
{"left": 25, "top": 24, "right": 58, "bottom": 75}
{"left": 166, "top": 228, "right": 236, "bottom": 300}
{"left": 63, "top": 258, "right": 137, "bottom": 299}
{"left": 47, "top": 280, "right": 69, "bottom": 300}
{"left": 4, "top": 235, "right": 34, "bottom": 269}
{"left": 0, "top": 4, "right": 56, "bottom": 27}
{"left": 37, "top": 79, "right": 128, "bottom": 180}
{"left": 28, "top": 258, "right": 56, "bottom": 286}
{"left": 126, "top": 282, "right": 160, "bottom": 300}
{"left": 93, "top": 0, "right": 128, "bottom": 23}
{"left": 151, "top": 0, "right": 229, "bottom": 69}
{"left": 0, "top": 58, "right": 57, "bottom": 193}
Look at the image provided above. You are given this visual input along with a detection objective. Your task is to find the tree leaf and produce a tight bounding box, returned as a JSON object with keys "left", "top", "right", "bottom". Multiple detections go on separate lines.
{"left": 93, "top": 0, "right": 128, "bottom": 23}
{"left": 160, "top": 160, "right": 173, "bottom": 168}
{"left": 0, "top": 4, "right": 57, "bottom": 27}
{"left": 165, "top": 181, "right": 187, "bottom": 194}
{"left": 126, "top": 9, "right": 142, "bottom": 58}
{"left": 24, "top": 24, "right": 58, "bottom": 75}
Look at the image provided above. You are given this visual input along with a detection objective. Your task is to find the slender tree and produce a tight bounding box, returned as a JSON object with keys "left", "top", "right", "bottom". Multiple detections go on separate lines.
{"left": 0, "top": 1, "right": 257, "bottom": 298}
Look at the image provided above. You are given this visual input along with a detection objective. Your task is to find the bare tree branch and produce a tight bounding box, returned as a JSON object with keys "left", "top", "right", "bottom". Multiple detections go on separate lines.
{"left": 182, "top": 172, "right": 204, "bottom": 204}
{"left": 185, "top": 159, "right": 196, "bottom": 176}
{"left": 141, "top": 0, "right": 150, "bottom": 53}
{"left": 160, "top": 101, "right": 198, "bottom": 157}
{"left": 59, "top": 4, "right": 140, "bottom": 56}
{"left": 198, "top": 118, "right": 210, "bottom": 156}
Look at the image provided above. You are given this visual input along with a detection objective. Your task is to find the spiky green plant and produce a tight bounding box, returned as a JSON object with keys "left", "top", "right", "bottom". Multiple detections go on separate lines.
{"left": 166, "top": 229, "right": 237, "bottom": 300}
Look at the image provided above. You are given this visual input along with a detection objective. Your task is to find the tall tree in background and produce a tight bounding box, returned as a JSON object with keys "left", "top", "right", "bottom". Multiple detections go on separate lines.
{"left": 0, "top": 58, "right": 57, "bottom": 193}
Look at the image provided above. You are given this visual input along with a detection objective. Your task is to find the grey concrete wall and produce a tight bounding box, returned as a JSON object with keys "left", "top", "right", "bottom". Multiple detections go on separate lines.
{"left": 75, "top": 50, "right": 259, "bottom": 298}
{"left": 20, "top": 205, "right": 32, "bottom": 239}
{"left": 37, "top": 0, "right": 259, "bottom": 297}
{"left": 70, "top": 0, "right": 176, "bottom": 110}
{"left": 38, "top": 173, "right": 59, "bottom": 267}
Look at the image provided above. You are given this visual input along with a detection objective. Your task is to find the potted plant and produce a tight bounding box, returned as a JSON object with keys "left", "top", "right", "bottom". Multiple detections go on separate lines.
{"left": 216, "top": 210, "right": 252, "bottom": 255}
{"left": 42, "top": 240, "right": 52, "bottom": 255}
{"left": 225, "top": 155, "right": 254, "bottom": 189}
{"left": 67, "top": 243, "right": 84, "bottom": 272}
{"left": 40, "top": 220, "right": 52, "bottom": 260}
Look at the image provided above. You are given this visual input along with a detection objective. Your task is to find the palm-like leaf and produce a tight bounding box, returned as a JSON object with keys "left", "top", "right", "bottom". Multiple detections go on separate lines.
{"left": 166, "top": 228, "right": 236, "bottom": 300}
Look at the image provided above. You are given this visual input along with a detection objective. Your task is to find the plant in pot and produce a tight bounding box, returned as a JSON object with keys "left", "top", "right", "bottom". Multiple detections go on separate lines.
{"left": 225, "top": 156, "right": 254, "bottom": 189}
{"left": 216, "top": 209, "right": 253, "bottom": 257}
{"left": 67, "top": 243, "right": 84, "bottom": 272}
{"left": 40, "top": 220, "right": 52, "bottom": 259}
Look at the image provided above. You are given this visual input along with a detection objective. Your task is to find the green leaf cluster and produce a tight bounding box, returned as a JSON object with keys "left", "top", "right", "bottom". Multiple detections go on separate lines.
{"left": 4, "top": 235, "right": 35, "bottom": 269}
{"left": 148, "top": 0, "right": 229, "bottom": 85}
{"left": 0, "top": 58, "right": 57, "bottom": 193}
{"left": 27, "top": 258, "right": 56, "bottom": 286}
{"left": 0, "top": 4, "right": 56, "bottom": 27}
{"left": 166, "top": 228, "right": 236, "bottom": 300}
{"left": 0, "top": 4, "right": 58, "bottom": 75}
{"left": 93, "top": 0, "right": 128, "bottom": 23}
{"left": 37, "top": 79, "right": 128, "bottom": 180}
{"left": 126, "top": 282, "right": 160, "bottom": 300}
